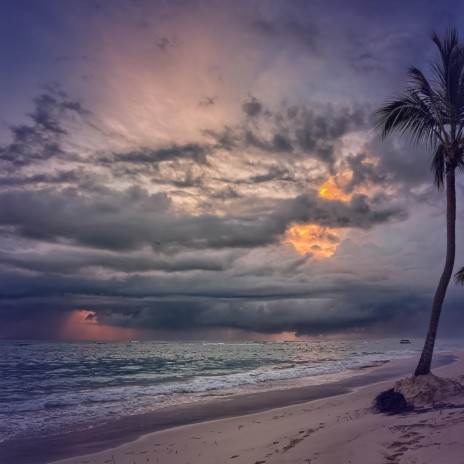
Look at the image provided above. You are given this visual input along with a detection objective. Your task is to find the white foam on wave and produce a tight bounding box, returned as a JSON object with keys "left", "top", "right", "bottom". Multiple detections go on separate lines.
{"left": 3, "top": 338, "right": 449, "bottom": 443}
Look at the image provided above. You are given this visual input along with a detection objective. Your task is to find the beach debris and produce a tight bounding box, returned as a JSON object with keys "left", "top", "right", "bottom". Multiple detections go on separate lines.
{"left": 373, "top": 388, "right": 413, "bottom": 415}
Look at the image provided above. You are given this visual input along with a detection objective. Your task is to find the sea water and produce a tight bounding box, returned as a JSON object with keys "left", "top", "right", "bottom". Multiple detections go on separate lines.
{"left": 1, "top": 338, "right": 462, "bottom": 443}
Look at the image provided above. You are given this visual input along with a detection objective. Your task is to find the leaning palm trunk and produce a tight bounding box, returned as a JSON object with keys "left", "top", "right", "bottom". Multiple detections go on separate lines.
{"left": 414, "top": 167, "right": 456, "bottom": 376}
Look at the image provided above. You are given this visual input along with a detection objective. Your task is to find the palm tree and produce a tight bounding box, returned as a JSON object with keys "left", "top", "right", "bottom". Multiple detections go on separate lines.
{"left": 373, "top": 27, "right": 464, "bottom": 376}
{"left": 455, "top": 267, "right": 464, "bottom": 284}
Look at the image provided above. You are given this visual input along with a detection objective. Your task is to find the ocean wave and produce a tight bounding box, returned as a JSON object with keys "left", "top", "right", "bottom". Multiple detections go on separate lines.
{"left": 2, "top": 338, "right": 457, "bottom": 442}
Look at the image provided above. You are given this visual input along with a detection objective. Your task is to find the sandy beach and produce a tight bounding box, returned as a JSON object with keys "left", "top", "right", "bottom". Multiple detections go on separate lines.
{"left": 36, "top": 352, "right": 464, "bottom": 464}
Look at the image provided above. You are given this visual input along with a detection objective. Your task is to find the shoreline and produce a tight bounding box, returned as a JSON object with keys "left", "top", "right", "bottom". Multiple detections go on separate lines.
{"left": 0, "top": 352, "right": 456, "bottom": 464}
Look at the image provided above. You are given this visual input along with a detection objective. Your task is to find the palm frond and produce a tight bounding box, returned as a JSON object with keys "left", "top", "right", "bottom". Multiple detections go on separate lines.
{"left": 454, "top": 266, "right": 464, "bottom": 285}
{"left": 430, "top": 28, "right": 457, "bottom": 58}
{"left": 431, "top": 27, "right": 459, "bottom": 85}
{"left": 457, "top": 49, "right": 464, "bottom": 120}
{"left": 457, "top": 149, "right": 464, "bottom": 171}
{"left": 408, "top": 66, "right": 438, "bottom": 101}
{"left": 430, "top": 28, "right": 464, "bottom": 124}
{"left": 372, "top": 90, "right": 439, "bottom": 148}
{"left": 430, "top": 144, "right": 446, "bottom": 189}
{"left": 374, "top": 27, "right": 464, "bottom": 195}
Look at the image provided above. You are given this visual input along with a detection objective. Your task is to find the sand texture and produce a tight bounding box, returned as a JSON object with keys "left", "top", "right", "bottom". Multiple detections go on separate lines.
{"left": 394, "top": 372, "right": 464, "bottom": 408}
{"left": 48, "top": 353, "right": 464, "bottom": 464}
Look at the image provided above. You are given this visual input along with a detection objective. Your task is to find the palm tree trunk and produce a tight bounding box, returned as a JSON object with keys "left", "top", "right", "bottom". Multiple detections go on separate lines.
{"left": 414, "top": 166, "right": 456, "bottom": 376}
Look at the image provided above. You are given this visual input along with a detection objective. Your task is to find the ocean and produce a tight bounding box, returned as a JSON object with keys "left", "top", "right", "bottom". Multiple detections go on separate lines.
{"left": 1, "top": 338, "right": 462, "bottom": 444}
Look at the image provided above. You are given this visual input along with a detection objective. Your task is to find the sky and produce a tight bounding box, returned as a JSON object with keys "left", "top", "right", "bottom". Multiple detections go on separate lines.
{"left": 1, "top": 0, "right": 464, "bottom": 341}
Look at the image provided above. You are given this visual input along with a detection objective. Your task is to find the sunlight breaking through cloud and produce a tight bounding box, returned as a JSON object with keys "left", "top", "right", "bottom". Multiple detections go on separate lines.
{"left": 285, "top": 224, "right": 341, "bottom": 258}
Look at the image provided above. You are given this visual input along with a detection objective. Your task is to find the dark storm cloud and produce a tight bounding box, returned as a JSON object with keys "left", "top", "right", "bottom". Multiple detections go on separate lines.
{"left": 0, "top": 125, "right": 64, "bottom": 168}
{"left": 207, "top": 102, "right": 367, "bottom": 169}
{"left": 341, "top": 153, "right": 386, "bottom": 193}
{"left": 0, "top": 261, "right": 320, "bottom": 302}
{"left": 247, "top": 165, "right": 295, "bottom": 184}
{"left": 100, "top": 301, "right": 208, "bottom": 331}
{"left": 0, "top": 88, "right": 88, "bottom": 169}
{"left": 194, "top": 289, "right": 430, "bottom": 336}
{"left": 28, "top": 91, "right": 89, "bottom": 133}
{"left": 4, "top": 0, "right": 464, "bottom": 342}
{"left": 0, "top": 187, "right": 171, "bottom": 251}
{"left": 293, "top": 105, "right": 366, "bottom": 166}
{"left": 0, "top": 186, "right": 405, "bottom": 252}
{"left": 0, "top": 246, "right": 241, "bottom": 276}
{"left": 277, "top": 193, "right": 406, "bottom": 230}
{"left": 243, "top": 130, "right": 293, "bottom": 154}
{"left": 102, "top": 143, "right": 211, "bottom": 166}
{"left": 316, "top": 137, "right": 445, "bottom": 199}
{"left": 202, "top": 126, "right": 239, "bottom": 151}
{"left": 78, "top": 270, "right": 453, "bottom": 338}
{"left": 271, "top": 133, "right": 293, "bottom": 152}
{"left": 0, "top": 170, "right": 81, "bottom": 187}
{"left": 0, "top": 270, "right": 437, "bottom": 339}
{"left": 242, "top": 96, "right": 264, "bottom": 118}
{"left": 209, "top": 186, "right": 242, "bottom": 200}
{"left": 374, "top": 138, "right": 432, "bottom": 187}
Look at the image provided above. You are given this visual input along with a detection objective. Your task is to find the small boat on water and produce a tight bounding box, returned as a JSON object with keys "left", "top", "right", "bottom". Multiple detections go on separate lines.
{"left": 400, "top": 339, "right": 411, "bottom": 344}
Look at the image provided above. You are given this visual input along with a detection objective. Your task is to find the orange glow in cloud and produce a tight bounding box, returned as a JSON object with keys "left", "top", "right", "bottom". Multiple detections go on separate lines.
{"left": 318, "top": 172, "right": 353, "bottom": 201}
{"left": 59, "top": 310, "right": 145, "bottom": 341}
{"left": 285, "top": 224, "right": 340, "bottom": 258}
{"left": 319, "top": 153, "right": 380, "bottom": 202}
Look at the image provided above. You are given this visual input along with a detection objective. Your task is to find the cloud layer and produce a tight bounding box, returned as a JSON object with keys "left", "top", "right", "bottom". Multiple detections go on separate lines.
{"left": 1, "top": 0, "right": 464, "bottom": 340}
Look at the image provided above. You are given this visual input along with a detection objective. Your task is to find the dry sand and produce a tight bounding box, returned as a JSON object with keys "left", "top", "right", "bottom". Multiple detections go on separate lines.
{"left": 48, "top": 353, "right": 464, "bottom": 464}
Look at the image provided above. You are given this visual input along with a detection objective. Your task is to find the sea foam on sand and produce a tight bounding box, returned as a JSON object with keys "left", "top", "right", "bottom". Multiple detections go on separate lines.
{"left": 50, "top": 352, "right": 464, "bottom": 464}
